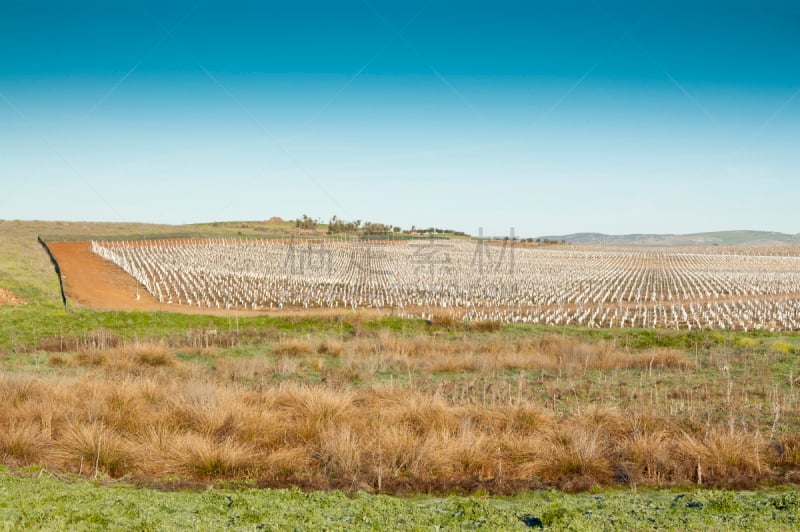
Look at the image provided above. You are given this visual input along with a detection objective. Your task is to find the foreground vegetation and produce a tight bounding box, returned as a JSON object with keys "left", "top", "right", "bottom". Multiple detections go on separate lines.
{"left": 2, "top": 470, "right": 800, "bottom": 530}
{"left": 2, "top": 304, "right": 800, "bottom": 493}
{"left": 2, "top": 220, "right": 800, "bottom": 528}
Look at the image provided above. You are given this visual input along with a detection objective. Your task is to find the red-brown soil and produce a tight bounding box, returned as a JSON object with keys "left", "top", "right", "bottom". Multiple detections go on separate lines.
{"left": 46, "top": 241, "right": 386, "bottom": 318}
{"left": 0, "top": 288, "right": 26, "bottom": 306}
{"left": 48, "top": 242, "right": 163, "bottom": 312}
{"left": 48, "top": 241, "right": 248, "bottom": 315}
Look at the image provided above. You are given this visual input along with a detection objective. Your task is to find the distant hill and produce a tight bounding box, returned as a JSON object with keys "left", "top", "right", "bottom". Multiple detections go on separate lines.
{"left": 536, "top": 230, "right": 800, "bottom": 247}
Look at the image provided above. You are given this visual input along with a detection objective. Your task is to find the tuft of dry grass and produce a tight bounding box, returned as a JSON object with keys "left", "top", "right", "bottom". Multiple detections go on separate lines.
{"left": 273, "top": 338, "right": 315, "bottom": 357}
{"left": 73, "top": 350, "right": 108, "bottom": 366}
{"left": 272, "top": 385, "right": 356, "bottom": 444}
{"left": 132, "top": 425, "right": 179, "bottom": 476}
{"left": 643, "top": 348, "right": 695, "bottom": 369}
{"left": 0, "top": 421, "right": 47, "bottom": 464}
{"left": 167, "top": 433, "right": 256, "bottom": 479}
{"left": 262, "top": 447, "right": 312, "bottom": 480}
{"left": 364, "top": 424, "right": 420, "bottom": 481}
{"left": 0, "top": 375, "right": 46, "bottom": 407}
{"left": 47, "top": 354, "right": 68, "bottom": 367}
{"left": 318, "top": 425, "right": 363, "bottom": 481}
{"left": 126, "top": 341, "right": 175, "bottom": 367}
{"left": 777, "top": 435, "right": 800, "bottom": 466}
{"left": 54, "top": 423, "right": 132, "bottom": 478}
{"left": 531, "top": 425, "right": 614, "bottom": 485}
{"left": 622, "top": 430, "right": 674, "bottom": 483}
{"left": 440, "top": 423, "right": 493, "bottom": 479}
{"left": 317, "top": 339, "right": 344, "bottom": 357}
{"left": 676, "top": 429, "right": 768, "bottom": 485}
{"left": 102, "top": 384, "right": 146, "bottom": 432}
{"left": 369, "top": 388, "right": 459, "bottom": 436}
{"left": 59, "top": 341, "right": 176, "bottom": 373}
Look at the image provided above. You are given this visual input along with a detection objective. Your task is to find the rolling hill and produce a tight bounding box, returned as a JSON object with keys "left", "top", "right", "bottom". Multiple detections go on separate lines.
{"left": 537, "top": 230, "right": 800, "bottom": 246}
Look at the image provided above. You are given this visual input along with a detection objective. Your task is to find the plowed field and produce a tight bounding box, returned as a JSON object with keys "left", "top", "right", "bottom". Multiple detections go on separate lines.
{"left": 47, "top": 242, "right": 162, "bottom": 312}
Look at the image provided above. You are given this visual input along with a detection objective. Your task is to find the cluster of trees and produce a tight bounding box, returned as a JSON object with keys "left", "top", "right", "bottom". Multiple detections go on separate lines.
{"left": 408, "top": 227, "right": 468, "bottom": 237}
{"left": 294, "top": 214, "right": 561, "bottom": 243}
{"left": 327, "top": 216, "right": 362, "bottom": 234}
{"left": 513, "top": 237, "right": 566, "bottom": 244}
{"left": 294, "top": 214, "right": 318, "bottom": 230}
{"left": 323, "top": 216, "right": 471, "bottom": 237}
{"left": 326, "top": 216, "right": 400, "bottom": 235}
{"left": 363, "top": 222, "right": 399, "bottom": 235}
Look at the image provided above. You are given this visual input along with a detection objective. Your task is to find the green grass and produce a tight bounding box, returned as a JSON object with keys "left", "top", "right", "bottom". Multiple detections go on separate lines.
{"left": 1, "top": 471, "right": 799, "bottom": 530}
{"left": 0, "top": 305, "right": 344, "bottom": 353}
{"left": 3, "top": 300, "right": 799, "bottom": 366}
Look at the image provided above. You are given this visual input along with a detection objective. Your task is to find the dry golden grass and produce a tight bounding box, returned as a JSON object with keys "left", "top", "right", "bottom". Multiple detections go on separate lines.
{"left": 0, "top": 371, "right": 782, "bottom": 490}
{"left": 676, "top": 429, "right": 768, "bottom": 484}
{"left": 325, "top": 334, "right": 696, "bottom": 375}
{"left": 778, "top": 434, "right": 800, "bottom": 466}
{"left": 49, "top": 340, "right": 175, "bottom": 374}
{"left": 622, "top": 430, "right": 674, "bottom": 483}
{"left": 0, "top": 331, "right": 796, "bottom": 493}
{"left": 167, "top": 433, "right": 257, "bottom": 479}
{"left": 532, "top": 425, "right": 614, "bottom": 484}
{"left": 0, "top": 421, "right": 47, "bottom": 465}
{"left": 262, "top": 447, "right": 312, "bottom": 480}
{"left": 53, "top": 423, "right": 133, "bottom": 478}
{"left": 272, "top": 338, "right": 316, "bottom": 357}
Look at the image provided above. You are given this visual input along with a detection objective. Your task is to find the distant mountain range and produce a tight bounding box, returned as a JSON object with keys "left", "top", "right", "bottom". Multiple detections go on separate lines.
{"left": 535, "top": 230, "right": 800, "bottom": 246}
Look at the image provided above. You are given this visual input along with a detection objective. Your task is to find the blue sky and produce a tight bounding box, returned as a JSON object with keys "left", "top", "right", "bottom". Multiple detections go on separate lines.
{"left": 1, "top": 0, "right": 798, "bottom": 236}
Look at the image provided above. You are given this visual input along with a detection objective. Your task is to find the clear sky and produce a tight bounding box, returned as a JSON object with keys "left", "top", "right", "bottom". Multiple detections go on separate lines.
{"left": 1, "top": 1, "right": 798, "bottom": 237}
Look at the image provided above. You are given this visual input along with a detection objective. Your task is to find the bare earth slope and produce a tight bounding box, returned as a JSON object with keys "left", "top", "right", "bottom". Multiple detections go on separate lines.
{"left": 47, "top": 241, "right": 369, "bottom": 318}
{"left": 47, "top": 242, "right": 160, "bottom": 312}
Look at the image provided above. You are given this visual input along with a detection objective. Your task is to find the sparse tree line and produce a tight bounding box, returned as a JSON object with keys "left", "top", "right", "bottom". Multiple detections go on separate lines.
{"left": 292, "top": 215, "right": 483, "bottom": 238}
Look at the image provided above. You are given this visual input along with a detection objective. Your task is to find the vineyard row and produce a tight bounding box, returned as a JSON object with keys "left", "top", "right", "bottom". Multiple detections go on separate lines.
{"left": 92, "top": 239, "right": 800, "bottom": 331}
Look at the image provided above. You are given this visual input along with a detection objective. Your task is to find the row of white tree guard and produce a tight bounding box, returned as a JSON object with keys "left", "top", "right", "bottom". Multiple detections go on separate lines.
{"left": 91, "top": 238, "right": 800, "bottom": 331}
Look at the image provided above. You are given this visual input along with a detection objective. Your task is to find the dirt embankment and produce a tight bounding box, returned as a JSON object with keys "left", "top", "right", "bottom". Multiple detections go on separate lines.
{"left": 47, "top": 241, "right": 160, "bottom": 312}
{"left": 45, "top": 241, "right": 383, "bottom": 318}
